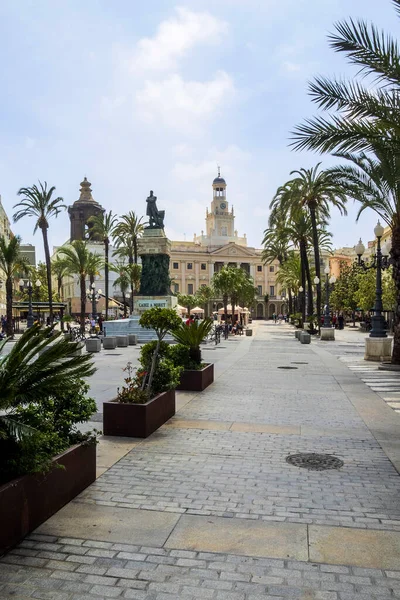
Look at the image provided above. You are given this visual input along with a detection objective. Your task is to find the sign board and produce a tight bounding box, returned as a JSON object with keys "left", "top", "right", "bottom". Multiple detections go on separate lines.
{"left": 137, "top": 299, "right": 169, "bottom": 309}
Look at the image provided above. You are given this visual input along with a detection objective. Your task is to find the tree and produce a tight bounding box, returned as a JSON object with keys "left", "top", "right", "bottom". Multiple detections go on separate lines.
{"left": 177, "top": 294, "right": 197, "bottom": 317}
{"left": 14, "top": 182, "right": 66, "bottom": 324}
{"left": 290, "top": 0, "right": 400, "bottom": 361}
{"left": 212, "top": 266, "right": 245, "bottom": 323}
{"left": 330, "top": 262, "right": 361, "bottom": 318}
{"left": 51, "top": 257, "right": 68, "bottom": 301}
{"left": 111, "top": 262, "right": 130, "bottom": 317}
{"left": 0, "top": 235, "right": 27, "bottom": 337}
{"left": 58, "top": 241, "right": 101, "bottom": 332}
{"left": 114, "top": 212, "right": 144, "bottom": 312}
{"left": 354, "top": 267, "right": 397, "bottom": 313}
{"left": 278, "top": 165, "right": 347, "bottom": 331}
{"left": 195, "top": 285, "right": 214, "bottom": 318}
{"left": 87, "top": 211, "right": 118, "bottom": 321}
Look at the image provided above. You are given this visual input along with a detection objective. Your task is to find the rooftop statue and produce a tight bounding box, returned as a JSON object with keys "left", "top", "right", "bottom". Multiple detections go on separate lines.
{"left": 146, "top": 190, "right": 165, "bottom": 229}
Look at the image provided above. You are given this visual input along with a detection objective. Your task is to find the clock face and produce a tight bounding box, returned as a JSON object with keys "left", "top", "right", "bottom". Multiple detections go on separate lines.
{"left": 220, "top": 202, "right": 227, "bottom": 209}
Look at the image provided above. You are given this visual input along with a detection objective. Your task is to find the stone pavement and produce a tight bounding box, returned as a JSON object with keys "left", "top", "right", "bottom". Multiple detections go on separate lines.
{"left": 2, "top": 321, "right": 400, "bottom": 599}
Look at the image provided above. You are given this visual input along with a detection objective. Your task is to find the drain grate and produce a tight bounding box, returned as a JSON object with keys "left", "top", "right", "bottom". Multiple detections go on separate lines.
{"left": 291, "top": 362, "right": 308, "bottom": 365}
{"left": 104, "top": 353, "right": 123, "bottom": 356}
{"left": 286, "top": 453, "right": 343, "bottom": 471}
{"left": 278, "top": 366, "right": 298, "bottom": 370}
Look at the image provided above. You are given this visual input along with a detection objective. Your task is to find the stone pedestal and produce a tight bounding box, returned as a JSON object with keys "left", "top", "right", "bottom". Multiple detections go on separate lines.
{"left": 138, "top": 228, "right": 172, "bottom": 296}
{"left": 364, "top": 337, "right": 392, "bottom": 362}
{"left": 320, "top": 328, "right": 335, "bottom": 341}
{"left": 135, "top": 295, "right": 178, "bottom": 315}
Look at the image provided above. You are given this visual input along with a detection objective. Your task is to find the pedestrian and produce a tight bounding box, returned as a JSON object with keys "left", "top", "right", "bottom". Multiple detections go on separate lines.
{"left": 338, "top": 313, "right": 344, "bottom": 330}
{"left": 272, "top": 312, "right": 276, "bottom": 323}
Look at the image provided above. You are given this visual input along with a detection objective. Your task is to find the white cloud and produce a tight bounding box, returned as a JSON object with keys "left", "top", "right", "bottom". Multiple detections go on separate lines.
{"left": 130, "top": 6, "right": 228, "bottom": 72}
{"left": 135, "top": 71, "right": 234, "bottom": 131}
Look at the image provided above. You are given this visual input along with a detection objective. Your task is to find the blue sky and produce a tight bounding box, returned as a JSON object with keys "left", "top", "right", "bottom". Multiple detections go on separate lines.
{"left": 0, "top": 0, "right": 396, "bottom": 260}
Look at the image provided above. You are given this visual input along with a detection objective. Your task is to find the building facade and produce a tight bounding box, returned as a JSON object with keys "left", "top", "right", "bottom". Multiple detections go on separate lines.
{"left": 169, "top": 173, "right": 286, "bottom": 319}
{"left": 0, "top": 195, "right": 12, "bottom": 316}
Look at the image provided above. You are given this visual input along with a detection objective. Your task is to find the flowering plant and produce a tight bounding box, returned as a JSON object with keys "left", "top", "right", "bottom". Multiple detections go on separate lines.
{"left": 116, "top": 362, "right": 149, "bottom": 404}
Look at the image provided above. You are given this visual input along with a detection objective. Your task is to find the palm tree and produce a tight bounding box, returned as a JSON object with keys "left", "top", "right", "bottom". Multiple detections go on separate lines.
{"left": 111, "top": 263, "right": 130, "bottom": 317}
{"left": 114, "top": 212, "right": 144, "bottom": 312}
{"left": 0, "top": 235, "right": 26, "bottom": 337}
{"left": 212, "top": 266, "right": 239, "bottom": 324}
{"left": 14, "top": 182, "right": 66, "bottom": 324}
{"left": 58, "top": 241, "right": 100, "bottom": 332}
{"left": 275, "top": 252, "right": 302, "bottom": 312}
{"left": 51, "top": 257, "right": 68, "bottom": 301}
{"left": 87, "top": 211, "right": 118, "bottom": 321}
{"left": 290, "top": 0, "right": 400, "bottom": 360}
{"left": 276, "top": 165, "right": 347, "bottom": 330}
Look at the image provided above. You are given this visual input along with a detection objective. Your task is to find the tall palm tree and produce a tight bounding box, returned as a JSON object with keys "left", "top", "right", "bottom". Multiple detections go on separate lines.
{"left": 262, "top": 222, "right": 293, "bottom": 313}
{"left": 111, "top": 263, "right": 130, "bottom": 317}
{"left": 290, "top": 0, "right": 400, "bottom": 360}
{"left": 275, "top": 252, "right": 302, "bottom": 312}
{"left": 212, "top": 266, "right": 241, "bottom": 324}
{"left": 0, "top": 235, "right": 26, "bottom": 337}
{"left": 51, "top": 257, "right": 68, "bottom": 301}
{"left": 114, "top": 212, "right": 144, "bottom": 312}
{"left": 276, "top": 165, "right": 347, "bottom": 330}
{"left": 14, "top": 182, "right": 66, "bottom": 324}
{"left": 87, "top": 211, "right": 118, "bottom": 321}
{"left": 58, "top": 241, "right": 101, "bottom": 332}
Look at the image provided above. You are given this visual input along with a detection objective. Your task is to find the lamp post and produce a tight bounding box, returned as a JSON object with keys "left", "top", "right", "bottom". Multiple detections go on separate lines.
{"left": 299, "top": 285, "right": 304, "bottom": 326}
{"left": 322, "top": 266, "right": 336, "bottom": 328}
{"left": 125, "top": 293, "right": 130, "bottom": 318}
{"left": 356, "top": 221, "right": 393, "bottom": 362}
{"left": 19, "top": 278, "right": 34, "bottom": 328}
{"left": 355, "top": 221, "right": 391, "bottom": 338}
{"left": 86, "top": 283, "right": 103, "bottom": 322}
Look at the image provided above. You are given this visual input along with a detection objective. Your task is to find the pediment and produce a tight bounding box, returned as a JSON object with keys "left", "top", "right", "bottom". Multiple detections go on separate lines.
{"left": 210, "top": 243, "right": 255, "bottom": 258}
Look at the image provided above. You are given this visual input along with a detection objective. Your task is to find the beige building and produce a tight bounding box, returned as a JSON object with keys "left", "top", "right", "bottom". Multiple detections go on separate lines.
{"left": 0, "top": 195, "right": 12, "bottom": 316}
{"left": 169, "top": 173, "right": 286, "bottom": 319}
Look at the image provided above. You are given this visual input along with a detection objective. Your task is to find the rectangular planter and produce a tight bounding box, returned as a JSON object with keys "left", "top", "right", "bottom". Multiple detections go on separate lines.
{"left": 176, "top": 363, "right": 214, "bottom": 392}
{"left": 0, "top": 442, "right": 96, "bottom": 556}
{"left": 103, "top": 389, "right": 175, "bottom": 438}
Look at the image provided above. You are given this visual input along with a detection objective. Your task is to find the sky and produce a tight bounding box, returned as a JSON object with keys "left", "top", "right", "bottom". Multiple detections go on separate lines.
{"left": 0, "top": 0, "right": 397, "bottom": 261}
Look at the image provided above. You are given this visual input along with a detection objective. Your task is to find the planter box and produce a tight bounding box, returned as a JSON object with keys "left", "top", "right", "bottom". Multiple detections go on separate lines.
{"left": 176, "top": 363, "right": 214, "bottom": 392}
{"left": 0, "top": 442, "right": 96, "bottom": 556}
{"left": 103, "top": 389, "right": 175, "bottom": 438}
{"left": 85, "top": 338, "right": 101, "bottom": 352}
{"left": 245, "top": 328, "right": 253, "bottom": 336}
{"left": 103, "top": 336, "right": 117, "bottom": 349}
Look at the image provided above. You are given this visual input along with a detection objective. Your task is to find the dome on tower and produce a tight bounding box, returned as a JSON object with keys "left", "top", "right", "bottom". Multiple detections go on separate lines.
{"left": 213, "top": 175, "right": 226, "bottom": 185}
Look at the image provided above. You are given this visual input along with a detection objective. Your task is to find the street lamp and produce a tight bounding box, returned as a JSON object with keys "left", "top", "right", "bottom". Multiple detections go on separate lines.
{"left": 355, "top": 220, "right": 391, "bottom": 338}
{"left": 86, "top": 283, "right": 102, "bottom": 323}
{"left": 34, "top": 279, "right": 41, "bottom": 323}
{"left": 323, "top": 265, "right": 336, "bottom": 328}
{"left": 125, "top": 293, "right": 130, "bottom": 318}
{"left": 19, "top": 278, "right": 34, "bottom": 328}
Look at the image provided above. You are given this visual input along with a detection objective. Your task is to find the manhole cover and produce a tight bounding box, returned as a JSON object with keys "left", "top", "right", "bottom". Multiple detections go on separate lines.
{"left": 291, "top": 362, "right": 308, "bottom": 365}
{"left": 286, "top": 453, "right": 343, "bottom": 471}
{"left": 278, "top": 366, "right": 298, "bottom": 370}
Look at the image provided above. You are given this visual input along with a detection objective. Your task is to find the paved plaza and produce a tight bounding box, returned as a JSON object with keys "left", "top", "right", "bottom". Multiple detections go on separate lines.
{"left": 2, "top": 322, "right": 400, "bottom": 599}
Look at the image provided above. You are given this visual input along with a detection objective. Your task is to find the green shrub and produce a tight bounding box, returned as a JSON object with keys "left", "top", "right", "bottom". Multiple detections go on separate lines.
{"left": 168, "top": 343, "right": 201, "bottom": 371}
{"left": 170, "top": 318, "right": 214, "bottom": 366}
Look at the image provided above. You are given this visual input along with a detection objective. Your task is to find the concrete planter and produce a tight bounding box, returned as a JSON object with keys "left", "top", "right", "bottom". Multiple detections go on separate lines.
{"left": 295, "top": 330, "right": 301, "bottom": 340}
{"left": 299, "top": 331, "right": 311, "bottom": 344}
{"left": 320, "top": 328, "right": 335, "bottom": 341}
{"left": 85, "top": 337, "right": 101, "bottom": 352}
{"left": 0, "top": 442, "right": 96, "bottom": 555}
{"left": 116, "top": 335, "right": 128, "bottom": 347}
{"left": 176, "top": 363, "right": 214, "bottom": 392}
{"left": 365, "top": 337, "right": 392, "bottom": 362}
{"left": 103, "top": 336, "right": 117, "bottom": 350}
{"left": 103, "top": 389, "right": 176, "bottom": 438}
{"left": 128, "top": 334, "right": 137, "bottom": 345}
{"left": 245, "top": 329, "right": 253, "bottom": 337}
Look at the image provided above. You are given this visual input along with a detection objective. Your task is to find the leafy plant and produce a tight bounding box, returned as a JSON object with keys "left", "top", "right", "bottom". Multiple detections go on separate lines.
{"left": 170, "top": 318, "right": 214, "bottom": 366}
{"left": 116, "top": 362, "right": 149, "bottom": 404}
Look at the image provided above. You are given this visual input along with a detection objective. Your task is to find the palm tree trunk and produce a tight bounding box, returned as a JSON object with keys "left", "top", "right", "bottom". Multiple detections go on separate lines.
{"left": 80, "top": 275, "right": 86, "bottom": 333}
{"left": 391, "top": 221, "right": 400, "bottom": 364}
{"left": 5, "top": 277, "right": 13, "bottom": 337}
{"left": 299, "top": 241, "right": 307, "bottom": 326}
{"left": 41, "top": 226, "right": 53, "bottom": 324}
{"left": 304, "top": 251, "right": 313, "bottom": 317}
{"left": 310, "top": 206, "right": 321, "bottom": 332}
{"left": 288, "top": 289, "right": 293, "bottom": 315}
{"left": 105, "top": 240, "right": 109, "bottom": 321}
{"left": 122, "top": 292, "right": 127, "bottom": 318}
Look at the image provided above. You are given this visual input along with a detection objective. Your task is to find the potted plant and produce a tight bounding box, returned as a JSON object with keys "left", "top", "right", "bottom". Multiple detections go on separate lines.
{"left": 170, "top": 318, "right": 215, "bottom": 391}
{"left": 103, "top": 307, "right": 182, "bottom": 438}
{"left": 0, "top": 324, "right": 97, "bottom": 555}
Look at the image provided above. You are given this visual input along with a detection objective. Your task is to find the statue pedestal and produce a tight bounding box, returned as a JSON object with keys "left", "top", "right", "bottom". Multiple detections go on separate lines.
{"left": 138, "top": 228, "right": 172, "bottom": 297}
{"left": 135, "top": 296, "right": 178, "bottom": 315}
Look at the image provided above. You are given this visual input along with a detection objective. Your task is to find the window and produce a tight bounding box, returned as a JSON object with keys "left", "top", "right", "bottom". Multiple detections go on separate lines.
{"left": 187, "top": 263, "right": 193, "bottom": 270}
{"left": 173, "top": 262, "right": 179, "bottom": 269}
{"left": 201, "top": 263, "right": 207, "bottom": 270}
{"left": 173, "top": 283, "right": 179, "bottom": 293}
{"left": 188, "top": 283, "right": 194, "bottom": 294}
{"left": 257, "top": 285, "right": 262, "bottom": 295}
{"left": 270, "top": 286, "right": 275, "bottom": 296}
{"left": 257, "top": 265, "right": 262, "bottom": 272}
{"left": 269, "top": 265, "right": 274, "bottom": 272}
{"left": 221, "top": 226, "right": 227, "bottom": 236}
{"left": 201, "top": 283, "right": 207, "bottom": 288}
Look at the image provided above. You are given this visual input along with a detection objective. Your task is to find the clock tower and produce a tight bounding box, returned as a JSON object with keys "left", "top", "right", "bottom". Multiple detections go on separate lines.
{"left": 206, "top": 170, "right": 235, "bottom": 240}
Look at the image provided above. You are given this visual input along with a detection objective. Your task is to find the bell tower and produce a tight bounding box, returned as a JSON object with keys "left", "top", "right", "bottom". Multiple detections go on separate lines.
{"left": 68, "top": 177, "right": 105, "bottom": 241}
{"left": 206, "top": 169, "right": 235, "bottom": 239}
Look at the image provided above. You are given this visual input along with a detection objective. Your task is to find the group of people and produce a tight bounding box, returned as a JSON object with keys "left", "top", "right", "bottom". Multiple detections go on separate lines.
{"left": 272, "top": 313, "right": 286, "bottom": 323}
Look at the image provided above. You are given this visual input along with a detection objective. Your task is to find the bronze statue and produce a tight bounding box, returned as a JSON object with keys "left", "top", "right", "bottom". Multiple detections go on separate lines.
{"left": 146, "top": 190, "right": 165, "bottom": 229}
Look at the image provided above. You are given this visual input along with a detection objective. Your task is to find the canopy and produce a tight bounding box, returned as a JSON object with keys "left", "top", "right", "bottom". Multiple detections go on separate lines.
{"left": 176, "top": 304, "right": 186, "bottom": 312}
{"left": 190, "top": 306, "right": 204, "bottom": 313}
{"left": 218, "top": 304, "right": 244, "bottom": 314}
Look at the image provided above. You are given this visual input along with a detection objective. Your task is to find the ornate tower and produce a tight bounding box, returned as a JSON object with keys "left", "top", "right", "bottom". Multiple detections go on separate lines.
{"left": 205, "top": 170, "right": 235, "bottom": 239}
{"left": 68, "top": 177, "right": 105, "bottom": 241}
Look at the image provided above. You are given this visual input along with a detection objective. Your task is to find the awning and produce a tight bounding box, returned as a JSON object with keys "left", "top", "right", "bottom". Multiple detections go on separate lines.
{"left": 190, "top": 306, "right": 204, "bottom": 313}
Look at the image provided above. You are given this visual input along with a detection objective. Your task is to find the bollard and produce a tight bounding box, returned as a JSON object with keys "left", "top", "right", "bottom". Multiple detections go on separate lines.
{"left": 299, "top": 331, "right": 311, "bottom": 344}
{"left": 103, "top": 336, "right": 117, "bottom": 350}
{"left": 85, "top": 338, "right": 101, "bottom": 353}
